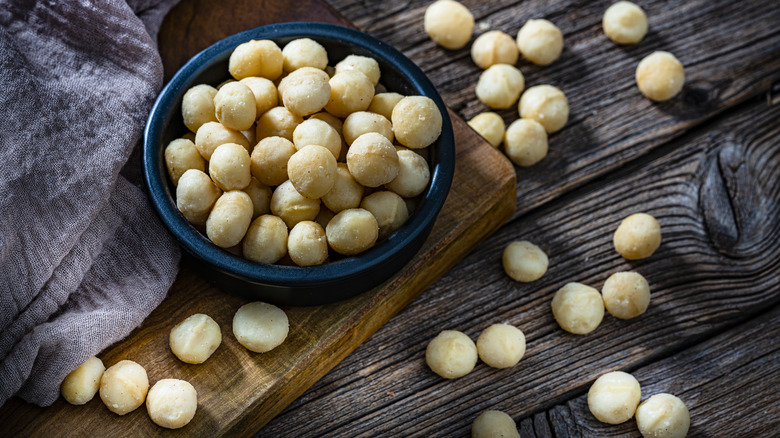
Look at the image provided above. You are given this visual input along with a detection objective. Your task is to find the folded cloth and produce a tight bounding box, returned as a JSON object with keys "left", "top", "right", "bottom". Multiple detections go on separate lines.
{"left": 0, "top": 0, "right": 181, "bottom": 406}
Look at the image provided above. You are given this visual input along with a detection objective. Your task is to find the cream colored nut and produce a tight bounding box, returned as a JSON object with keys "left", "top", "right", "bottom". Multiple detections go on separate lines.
{"left": 551, "top": 282, "right": 605, "bottom": 335}
{"left": 472, "top": 410, "right": 520, "bottom": 438}
{"left": 165, "top": 138, "right": 205, "bottom": 186}
{"left": 425, "top": 330, "right": 477, "bottom": 379}
{"left": 256, "top": 106, "right": 304, "bottom": 141}
{"left": 176, "top": 169, "right": 221, "bottom": 227}
{"left": 232, "top": 302, "right": 289, "bottom": 353}
{"left": 292, "top": 118, "right": 342, "bottom": 159}
{"left": 636, "top": 393, "right": 690, "bottom": 438}
{"left": 209, "top": 143, "right": 251, "bottom": 191}
{"left": 326, "top": 208, "right": 378, "bottom": 255}
{"left": 360, "top": 191, "right": 409, "bottom": 239}
{"left": 324, "top": 70, "right": 375, "bottom": 118}
{"left": 270, "top": 180, "right": 321, "bottom": 228}
{"left": 195, "top": 121, "right": 251, "bottom": 160}
{"left": 169, "top": 313, "right": 222, "bottom": 364}
{"left": 424, "top": 0, "right": 474, "bottom": 50}
{"left": 468, "top": 112, "right": 505, "bottom": 148}
{"left": 613, "top": 213, "right": 661, "bottom": 259}
{"left": 218, "top": 79, "right": 236, "bottom": 89}
{"left": 250, "top": 136, "right": 297, "bottom": 186}
{"left": 280, "top": 67, "right": 331, "bottom": 117}
{"left": 146, "top": 379, "right": 197, "bottom": 429}
{"left": 243, "top": 214, "right": 288, "bottom": 264}
{"left": 206, "top": 191, "right": 254, "bottom": 248}
{"left": 636, "top": 51, "right": 685, "bottom": 101}
{"left": 504, "top": 119, "right": 548, "bottom": 167}
{"left": 518, "top": 85, "right": 569, "bottom": 133}
{"left": 516, "top": 19, "right": 564, "bottom": 66}
{"left": 61, "top": 356, "right": 105, "bottom": 405}
{"left": 229, "top": 39, "right": 283, "bottom": 80}
{"left": 476, "top": 64, "right": 525, "bottom": 109}
{"left": 182, "top": 84, "right": 217, "bottom": 133}
{"left": 368, "top": 92, "right": 404, "bottom": 121}
{"left": 392, "top": 96, "right": 443, "bottom": 149}
{"left": 476, "top": 324, "right": 526, "bottom": 369}
{"left": 287, "top": 145, "right": 337, "bottom": 199}
{"left": 288, "top": 221, "right": 329, "bottom": 266}
{"left": 471, "top": 31, "right": 520, "bottom": 69}
{"left": 99, "top": 360, "right": 149, "bottom": 415}
{"left": 502, "top": 240, "right": 548, "bottom": 282}
{"left": 335, "top": 54, "right": 381, "bottom": 86}
{"left": 243, "top": 177, "right": 272, "bottom": 219}
{"left": 385, "top": 149, "right": 430, "bottom": 198}
{"left": 309, "top": 111, "right": 344, "bottom": 137}
{"left": 588, "top": 371, "right": 642, "bottom": 424}
{"left": 603, "top": 1, "right": 648, "bottom": 44}
{"left": 214, "top": 81, "right": 257, "bottom": 131}
{"left": 282, "top": 38, "right": 328, "bottom": 72}
{"left": 343, "top": 111, "right": 393, "bottom": 145}
{"left": 322, "top": 163, "right": 364, "bottom": 213}
{"left": 347, "top": 132, "right": 400, "bottom": 187}
{"left": 240, "top": 76, "right": 278, "bottom": 117}
{"left": 602, "top": 271, "right": 651, "bottom": 319}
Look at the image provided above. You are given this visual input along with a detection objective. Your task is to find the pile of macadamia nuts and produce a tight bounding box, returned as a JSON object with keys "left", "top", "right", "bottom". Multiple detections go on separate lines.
{"left": 168, "top": 37, "right": 441, "bottom": 266}
{"left": 60, "top": 301, "right": 289, "bottom": 429}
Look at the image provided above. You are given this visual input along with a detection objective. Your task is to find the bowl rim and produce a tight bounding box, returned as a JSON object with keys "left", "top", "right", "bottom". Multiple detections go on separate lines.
{"left": 143, "top": 22, "right": 455, "bottom": 288}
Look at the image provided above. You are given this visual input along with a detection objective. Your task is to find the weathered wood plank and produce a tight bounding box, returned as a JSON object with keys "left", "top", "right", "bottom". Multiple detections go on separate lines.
{"left": 260, "top": 96, "right": 780, "bottom": 436}
{"left": 329, "top": 0, "right": 780, "bottom": 219}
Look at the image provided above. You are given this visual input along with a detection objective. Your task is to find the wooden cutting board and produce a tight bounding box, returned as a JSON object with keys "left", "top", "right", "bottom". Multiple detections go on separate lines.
{"left": 0, "top": 0, "right": 516, "bottom": 435}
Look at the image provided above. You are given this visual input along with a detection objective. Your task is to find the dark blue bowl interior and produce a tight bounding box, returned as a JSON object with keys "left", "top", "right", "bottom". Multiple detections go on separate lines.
{"left": 144, "top": 22, "right": 454, "bottom": 306}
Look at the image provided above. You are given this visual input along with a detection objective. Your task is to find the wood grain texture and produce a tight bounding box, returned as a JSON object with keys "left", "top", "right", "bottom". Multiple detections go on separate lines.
{"left": 329, "top": 0, "right": 780, "bottom": 219}
{"left": 0, "top": 1, "right": 516, "bottom": 432}
{"left": 260, "top": 96, "right": 780, "bottom": 436}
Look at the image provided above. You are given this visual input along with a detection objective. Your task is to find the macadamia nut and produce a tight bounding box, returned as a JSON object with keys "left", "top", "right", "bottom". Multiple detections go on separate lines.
{"left": 368, "top": 92, "right": 404, "bottom": 121}
{"left": 504, "top": 119, "right": 548, "bottom": 167}
{"left": 551, "top": 282, "right": 605, "bottom": 335}
{"left": 360, "top": 191, "right": 409, "bottom": 239}
{"left": 243, "top": 214, "right": 288, "bottom": 264}
{"left": 100, "top": 360, "right": 149, "bottom": 415}
{"left": 476, "top": 324, "right": 526, "bottom": 369}
{"left": 343, "top": 111, "right": 393, "bottom": 145}
{"left": 326, "top": 208, "right": 378, "bottom": 255}
{"left": 280, "top": 67, "right": 331, "bottom": 116}
{"left": 288, "top": 221, "right": 328, "bottom": 266}
{"left": 385, "top": 149, "right": 430, "bottom": 198}
{"left": 270, "top": 180, "right": 321, "bottom": 228}
{"left": 287, "top": 145, "right": 337, "bottom": 199}
{"left": 347, "top": 132, "right": 400, "bottom": 187}
{"left": 636, "top": 51, "right": 685, "bottom": 101}
{"left": 392, "top": 96, "right": 443, "bottom": 149}
{"left": 209, "top": 143, "right": 251, "bottom": 191}
{"left": 322, "top": 163, "right": 364, "bottom": 213}
{"left": 476, "top": 64, "right": 525, "bottom": 109}
{"left": 468, "top": 112, "right": 505, "bottom": 148}
{"left": 613, "top": 213, "right": 661, "bottom": 259}
{"left": 516, "top": 19, "right": 564, "bottom": 66}
{"left": 169, "top": 313, "right": 222, "bottom": 364}
{"left": 195, "top": 121, "right": 251, "bottom": 160}
{"left": 588, "top": 371, "right": 642, "bottom": 424}
{"left": 502, "top": 240, "right": 548, "bottom": 282}
{"left": 519, "top": 85, "right": 569, "bottom": 133}
{"left": 635, "top": 393, "right": 690, "bottom": 438}
{"left": 256, "top": 106, "right": 303, "bottom": 141}
{"left": 602, "top": 271, "right": 651, "bottom": 319}
{"left": 325, "top": 70, "right": 375, "bottom": 118}
{"left": 229, "top": 39, "right": 283, "bottom": 80}
{"left": 240, "top": 76, "right": 278, "bottom": 117}
{"left": 251, "top": 136, "right": 297, "bottom": 186}
{"left": 146, "top": 379, "right": 197, "bottom": 429}
{"left": 206, "top": 191, "right": 254, "bottom": 248}
{"left": 472, "top": 410, "right": 520, "bottom": 438}
{"left": 293, "top": 118, "right": 342, "bottom": 159}
{"left": 214, "top": 81, "right": 257, "bottom": 131}
{"left": 176, "top": 169, "right": 222, "bottom": 227}
{"left": 425, "top": 330, "right": 477, "bottom": 379}
{"left": 232, "top": 302, "right": 289, "bottom": 353}
{"left": 471, "top": 31, "right": 520, "bottom": 69}
{"left": 243, "top": 177, "right": 272, "bottom": 219}
{"left": 424, "top": 0, "right": 474, "bottom": 50}
{"left": 61, "top": 356, "right": 105, "bottom": 405}
{"left": 165, "top": 138, "right": 205, "bottom": 186}
{"left": 282, "top": 38, "right": 328, "bottom": 72}
{"left": 603, "top": 1, "right": 648, "bottom": 44}
{"left": 335, "top": 54, "right": 381, "bottom": 86}
{"left": 182, "top": 84, "right": 217, "bottom": 133}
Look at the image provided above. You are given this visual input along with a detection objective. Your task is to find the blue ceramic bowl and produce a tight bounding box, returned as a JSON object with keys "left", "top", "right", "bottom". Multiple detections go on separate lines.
{"left": 143, "top": 22, "right": 454, "bottom": 306}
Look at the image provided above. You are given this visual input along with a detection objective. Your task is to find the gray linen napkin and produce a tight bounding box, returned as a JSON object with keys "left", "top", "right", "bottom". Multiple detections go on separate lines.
{"left": 0, "top": 0, "right": 181, "bottom": 406}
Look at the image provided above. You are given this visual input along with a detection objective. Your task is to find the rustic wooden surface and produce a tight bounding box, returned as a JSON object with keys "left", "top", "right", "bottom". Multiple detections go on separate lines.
{"left": 0, "top": 0, "right": 516, "bottom": 436}
{"left": 258, "top": 0, "right": 780, "bottom": 436}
